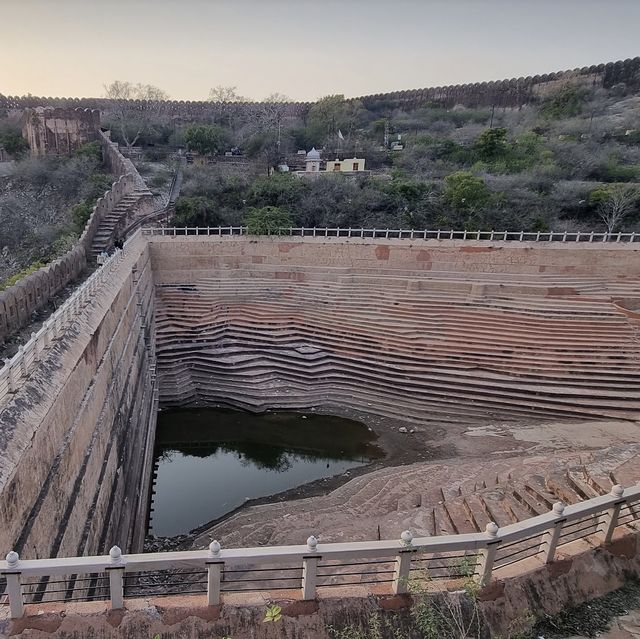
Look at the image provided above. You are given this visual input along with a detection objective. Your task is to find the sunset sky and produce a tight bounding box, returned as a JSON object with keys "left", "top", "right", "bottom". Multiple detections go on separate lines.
{"left": 2, "top": 0, "right": 639, "bottom": 101}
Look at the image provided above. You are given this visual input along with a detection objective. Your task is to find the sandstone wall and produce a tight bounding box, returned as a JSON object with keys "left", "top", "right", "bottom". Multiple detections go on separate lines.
{"left": 149, "top": 236, "right": 640, "bottom": 424}
{"left": 0, "top": 234, "right": 157, "bottom": 559}
{"left": 21, "top": 108, "right": 100, "bottom": 156}
{"left": 2, "top": 57, "right": 638, "bottom": 116}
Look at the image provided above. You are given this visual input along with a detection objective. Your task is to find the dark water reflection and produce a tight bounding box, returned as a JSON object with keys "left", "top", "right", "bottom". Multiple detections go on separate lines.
{"left": 148, "top": 408, "right": 384, "bottom": 537}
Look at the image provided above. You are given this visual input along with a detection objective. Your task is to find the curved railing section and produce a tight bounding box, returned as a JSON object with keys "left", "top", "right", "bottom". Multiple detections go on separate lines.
{"left": 0, "top": 482, "right": 638, "bottom": 617}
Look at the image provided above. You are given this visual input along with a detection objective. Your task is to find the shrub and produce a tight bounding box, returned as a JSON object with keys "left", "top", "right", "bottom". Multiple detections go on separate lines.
{"left": 73, "top": 141, "right": 102, "bottom": 162}
{"left": 71, "top": 201, "right": 93, "bottom": 232}
{"left": 173, "top": 196, "right": 223, "bottom": 227}
{"left": 244, "top": 206, "right": 293, "bottom": 235}
{"left": 443, "top": 171, "right": 490, "bottom": 212}
{"left": 184, "top": 124, "right": 230, "bottom": 156}
{"left": 540, "top": 87, "right": 586, "bottom": 119}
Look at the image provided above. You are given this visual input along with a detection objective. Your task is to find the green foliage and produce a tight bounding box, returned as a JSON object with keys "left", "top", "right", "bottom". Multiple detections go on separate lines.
{"left": 306, "top": 95, "right": 364, "bottom": 144}
{"left": 0, "top": 121, "right": 29, "bottom": 156}
{"left": 246, "top": 173, "right": 304, "bottom": 210}
{"left": 71, "top": 201, "right": 94, "bottom": 232}
{"left": 73, "top": 141, "right": 102, "bottom": 162}
{"left": 244, "top": 206, "right": 293, "bottom": 235}
{"left": 443, "top": 172, "right": 490, "bottom": 212}
{"left": 173, "top": 196, "right": 223, "bottom": 227}
{"left": 540, "top": 87, "right": 585, "bottom": 119}
{"left": 473, "top": 128, "right": 509, "bottom": 162}
{"left": 263, "top": 604, "right": 282, "bottom": 623}
{"left": 593, "top": 155, "right": 640, "bottom": 182}
{"left": 184, "top": 124, "right": 229, "bottom": 156}
{"left": 0, "top": 262, "right": 45, "bottom": 291}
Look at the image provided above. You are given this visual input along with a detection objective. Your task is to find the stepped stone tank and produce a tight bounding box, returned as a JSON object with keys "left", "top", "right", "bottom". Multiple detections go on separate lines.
{"left": 2, "top": 232, "right": 640, "bottom": 561}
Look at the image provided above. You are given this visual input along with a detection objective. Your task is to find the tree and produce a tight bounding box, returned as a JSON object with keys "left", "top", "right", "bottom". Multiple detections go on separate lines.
{"left": 103, "top": 81, "right": 169, "bottom": 150}
{"left": 589, "top": 184, "right": 639, "bottom": 234}
{"left": 208, "top": 85, "right": 246, "bottom": 103}
{"left": 173, "top": 196, "right": 223, "bottom": 227}
{"left": 473, "top": 128, "right": 509, "bottom": 162}
{"left": 443, "top": 172, "right": 490, "bottom": 212}
{"left": 0, "top": 120, "right": 28, "bottom": 156}
{"left": 207, "top": 85, "right": 247, "bottom": 125}
{"left": 244, "top": 206, "right": 293, "bottom": 235}
{"left": 244, "top": 131, "right": 281, "bottom": 175}
{"left": 184, "top": 124, "right": 229, "bottom": 156}
{"left": 306, "top": 95, "right": 364, "bottom": 145}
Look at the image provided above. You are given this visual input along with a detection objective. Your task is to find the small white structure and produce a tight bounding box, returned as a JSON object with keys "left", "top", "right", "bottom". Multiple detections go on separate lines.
{"left": 305, "top": 147, "right": 321, "bottom": 173}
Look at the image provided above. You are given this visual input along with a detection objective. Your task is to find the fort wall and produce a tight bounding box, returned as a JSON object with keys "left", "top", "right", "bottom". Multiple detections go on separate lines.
{"left": 0, "top": 233, "right": 156, "bottom": 558}
{"left": 1, "top": 57, "right": 638, "bottom": 117}
{"left": 0, "top": 130, "right": 150, "bottom": 344}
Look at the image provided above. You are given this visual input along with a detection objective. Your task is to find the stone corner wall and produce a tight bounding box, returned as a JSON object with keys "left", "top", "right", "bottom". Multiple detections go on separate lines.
{"left": 21, "top": 107, "right": 100, "bottom": 156}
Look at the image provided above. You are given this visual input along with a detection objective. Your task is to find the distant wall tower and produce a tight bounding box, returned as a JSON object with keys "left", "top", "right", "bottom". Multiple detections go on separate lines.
{"left": 22, "top": 107, "right": 100, "bottom": 156}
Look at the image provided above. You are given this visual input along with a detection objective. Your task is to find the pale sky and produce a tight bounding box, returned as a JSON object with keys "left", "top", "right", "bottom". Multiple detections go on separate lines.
{"left": 1, "top": 0, "right": 639, "bottom": 102}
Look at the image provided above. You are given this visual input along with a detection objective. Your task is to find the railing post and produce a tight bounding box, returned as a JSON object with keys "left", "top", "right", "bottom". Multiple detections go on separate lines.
{"left": 589, "top": 231, "right": 594, "bottom": 242}
{"left": 519, "top": 231, "right": 524, "bottom": 241}
{"left": 302, "top": 536, "right": 319, "bottom": 600}
{"left": 475, "top": 523, "right": 500, "bottom": 586}
{"left": 393, "top": 531, "right": 414, "bottom": 594}
{"left": 600, "top": 485, "right": 625, "bottom": 544}
{"left": 107, "top": 546, "right": 125, "bottom": 610}
{"left": 207, "top": 541, "right": 223, "bottom": 605}
{"left": 562, "top": 231, "right": 568, "bottom": 242}
{"left": 539, "top": 502, "right": 566, "bottom": 563}
{"left": 18, "top": 345, "right": 26, "bottom": 377}
{"left": 4, "top": 551, "right": 25, "bottom": 619}
{"left": 490, "top": 230, "right": 495, "bottom": 240}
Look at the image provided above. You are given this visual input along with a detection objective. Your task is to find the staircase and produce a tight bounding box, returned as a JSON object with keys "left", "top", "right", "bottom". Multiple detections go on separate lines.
{"left": 91, "top": 189, "right": 152, "bottom": 257}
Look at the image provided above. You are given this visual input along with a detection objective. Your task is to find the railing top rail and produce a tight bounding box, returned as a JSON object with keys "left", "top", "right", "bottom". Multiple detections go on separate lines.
{"left": 140, "top": 226, "right": 640, "bottom": 243}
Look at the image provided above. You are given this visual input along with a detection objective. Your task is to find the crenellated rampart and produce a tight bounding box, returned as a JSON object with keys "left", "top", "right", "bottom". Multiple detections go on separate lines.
{"left": 1, "top": 57, "right": 638, "bottom": 117}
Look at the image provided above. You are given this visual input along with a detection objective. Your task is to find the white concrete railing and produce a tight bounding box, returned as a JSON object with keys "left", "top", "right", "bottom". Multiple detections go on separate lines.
{"left": 142, "top": 226, "right": 640, "bottom": 243}
{"left": 1, "top": 483, "right": 638, "bottom": 618}
{"left": 0, "top": 230, "right": 143, "bottom": 408}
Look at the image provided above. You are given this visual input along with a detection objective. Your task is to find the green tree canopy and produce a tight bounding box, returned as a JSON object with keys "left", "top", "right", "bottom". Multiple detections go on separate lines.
{"left": 244, "top": 206, "right": 293, "bottom": 235}
{"left": 443, "top": 172, "right": 490, "bottom": 212}
{"left": 184, "top": 124, "right": 230, "bottom": 156}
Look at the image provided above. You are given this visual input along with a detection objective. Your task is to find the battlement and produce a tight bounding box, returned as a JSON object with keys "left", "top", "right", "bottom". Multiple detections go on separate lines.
{"left": 2, "top": 57, "right": 639, "bottom": 117}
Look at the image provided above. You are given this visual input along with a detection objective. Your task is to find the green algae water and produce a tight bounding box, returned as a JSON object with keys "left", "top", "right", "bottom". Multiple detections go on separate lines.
{"left": 148, "top": 408, "right": 384, "bottom": 537}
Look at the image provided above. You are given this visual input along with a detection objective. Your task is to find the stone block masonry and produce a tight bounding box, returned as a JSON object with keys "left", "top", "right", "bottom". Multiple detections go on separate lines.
{"left": 0, "top": 233, "right": 156, "bottom": 558}
{"left": 150, "top": 235, "right": 640, "bottom": 425}
{"left": 2, "top": 231, "right": 640, "bottom": 565}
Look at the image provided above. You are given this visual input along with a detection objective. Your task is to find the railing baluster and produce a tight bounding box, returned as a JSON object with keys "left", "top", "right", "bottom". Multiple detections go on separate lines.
{"left": 207, "top": 541, "right": 223, "bottom": 605}
{"left": 4, "top": 551, "right": 24, "bottom": 619}
{"left": 107, "top": 546, "right": 125, "bottom": 610}
{"left": 302, "top": 536, "right": 319, "bottom": 600}
{"left": 476, "top": 523, "right": 500, "bottom": 586}
{"left": 393, "top": 531, "right": 414, "bottom": 594}
{"left": 600, "top": 485, "right": 625, "bottom": 543}
{"left": 539, "top": 502, "right": 566, "bottom": 563}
